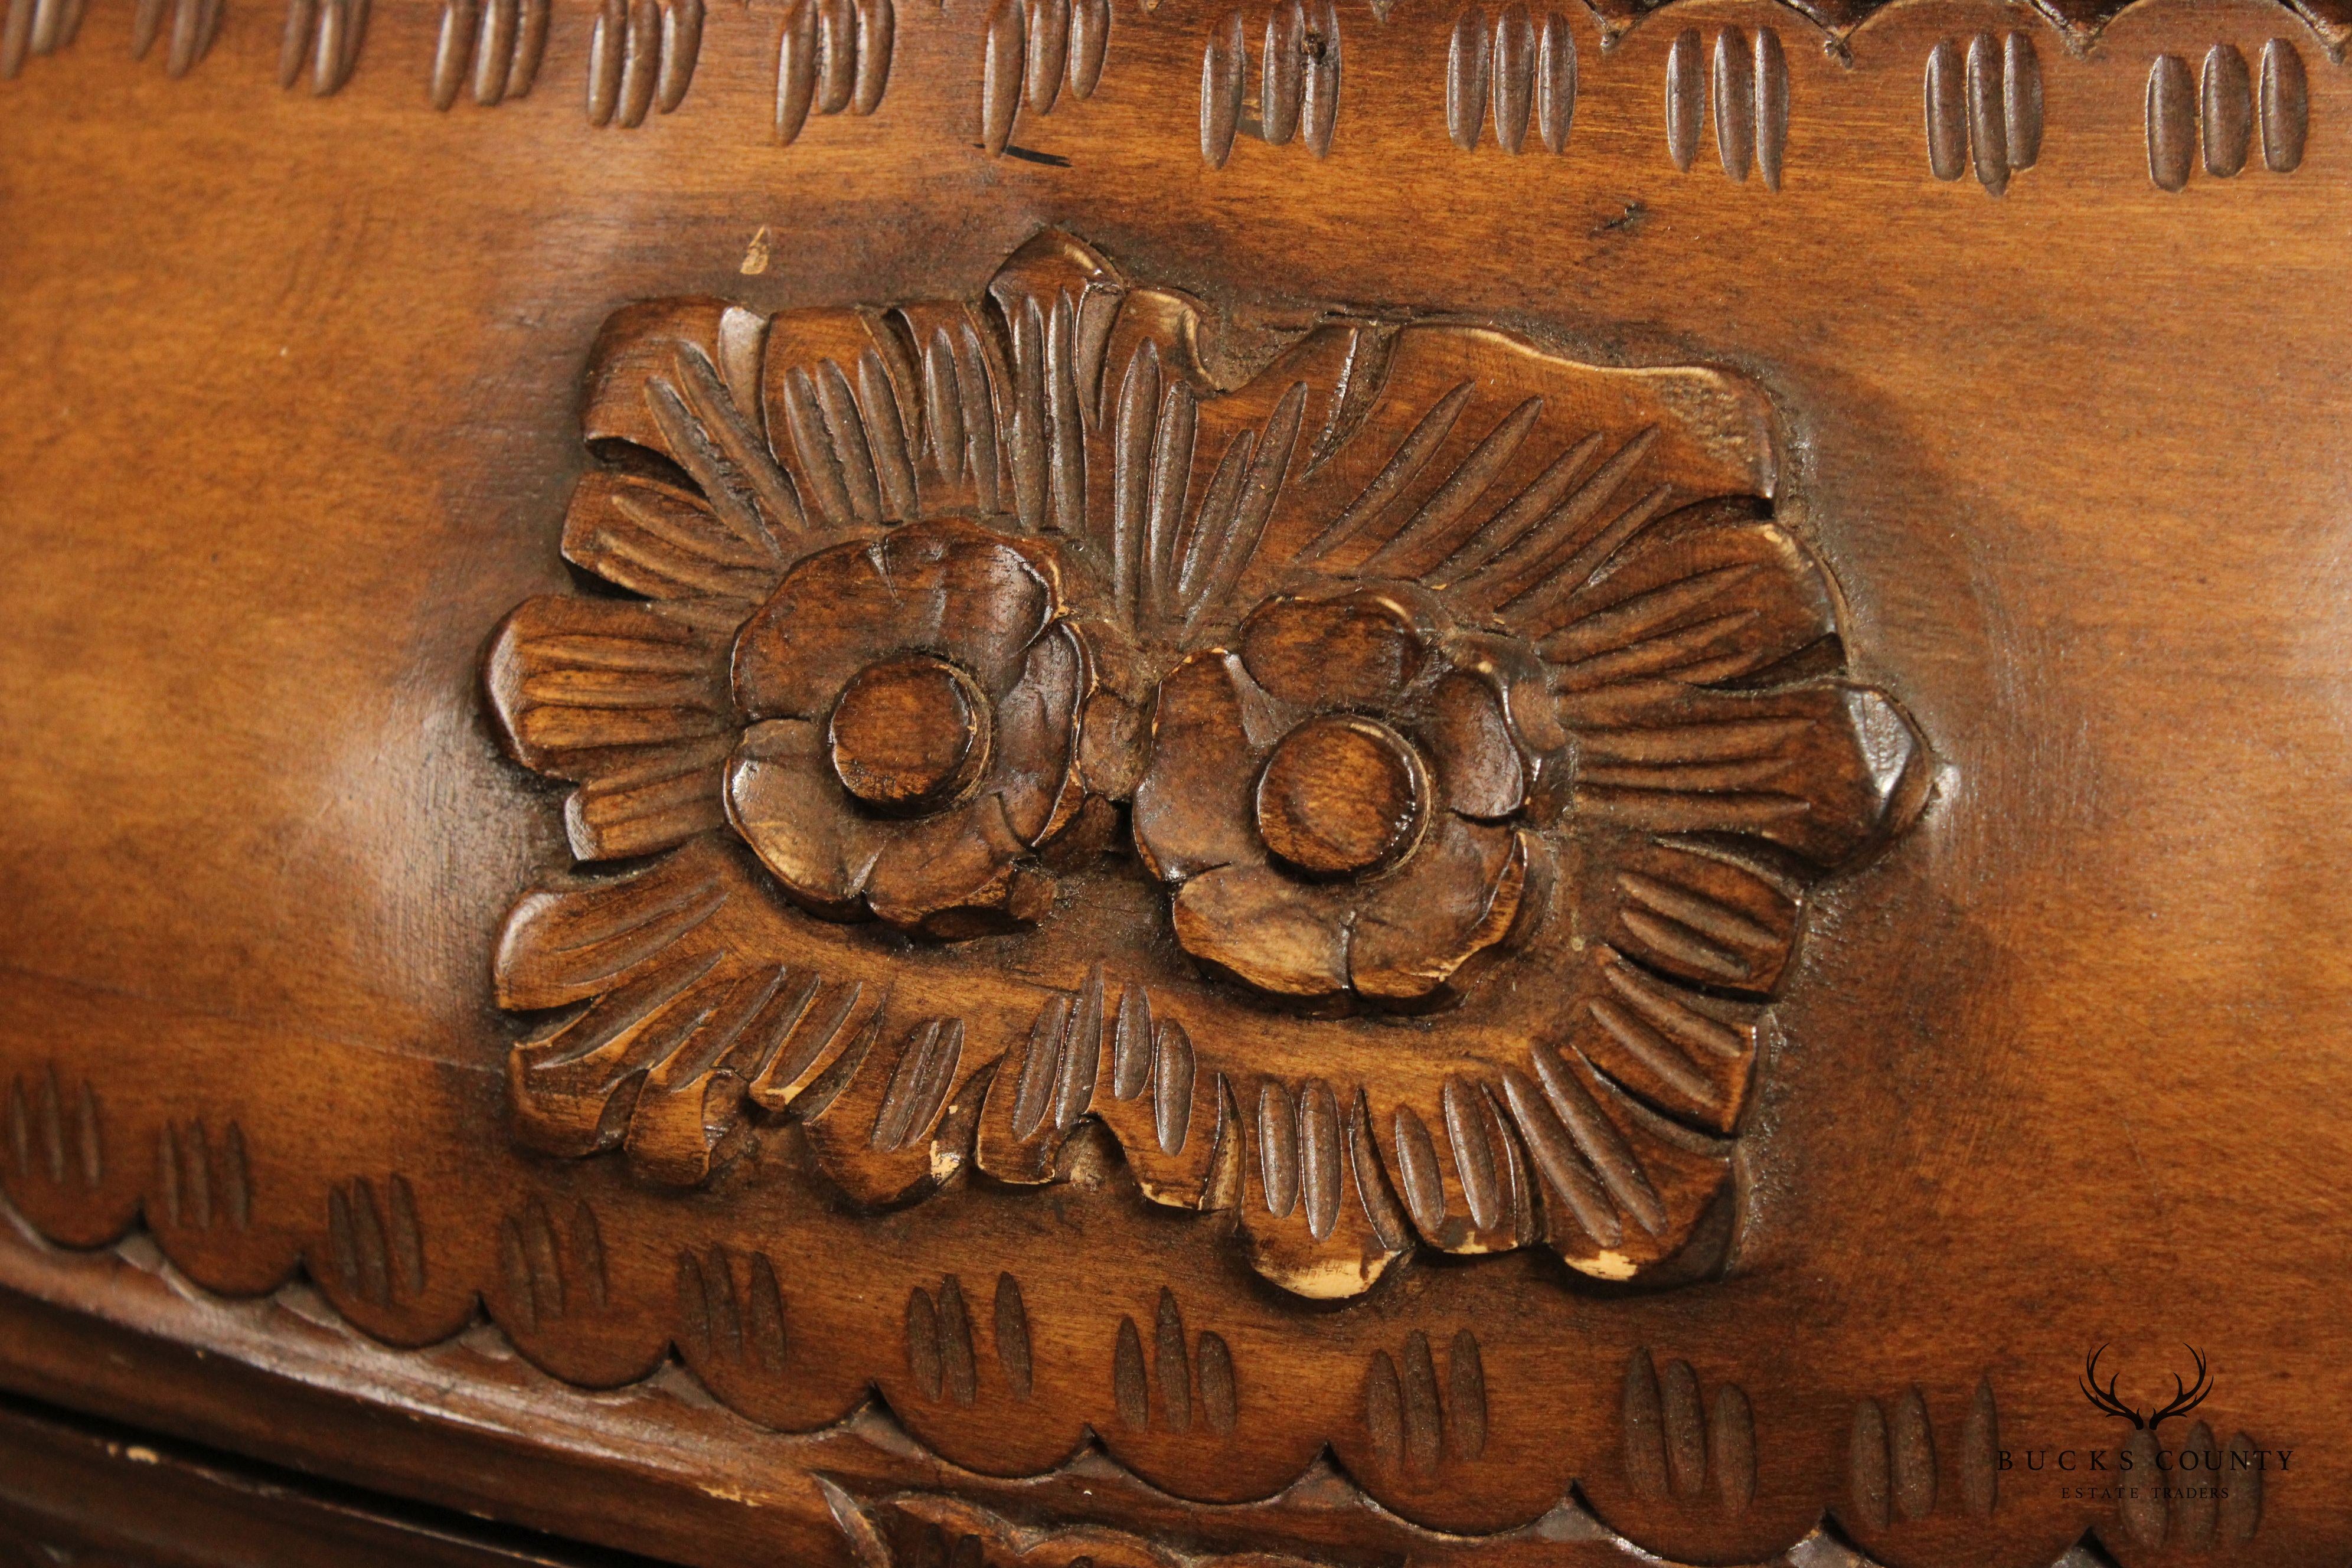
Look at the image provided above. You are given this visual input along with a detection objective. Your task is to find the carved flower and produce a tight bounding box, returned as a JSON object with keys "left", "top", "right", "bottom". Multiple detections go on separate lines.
{"left": 1133, "top": 584, "right": 1559, "bottom": 1007}
{"left": 724, "top": 518, "right": 1090, "bottom": 939}
{"left": 486, "top": 233, "right": 1933, "bottom": 1308}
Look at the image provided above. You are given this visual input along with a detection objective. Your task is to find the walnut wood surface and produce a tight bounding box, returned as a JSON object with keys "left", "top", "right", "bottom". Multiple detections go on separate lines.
{"left": 2, "top": 0, "right": 2349, "bottom": 1562}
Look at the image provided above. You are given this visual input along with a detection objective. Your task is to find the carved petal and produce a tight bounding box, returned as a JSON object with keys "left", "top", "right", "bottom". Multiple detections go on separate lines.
{"left": 1093, "top": 285, "right": 1219, "bottom": 424}
{"left": 498, "top": 838, "right": 1005, "bottom": 1197}
{"left": 736, "top": 520, "right": 1056, "bottom": 723}
{"left": 1169, "top": 864, "right": 1349, "bottom": 1000}
{"left": 1131, "top": 651, "right": 1263, "bottom": 883}
{"left": 1150, "top": 371, "right": 1322, "bottom": 642}
{"left": 586, "top": 301, "right": 766, "bottom": 454}
{"left": 723, "top": 718, "right": 887, "bottom": 919}
{"left": 889, "top": 520, "right": 1058, "bottom": 697}
{"left": 729, "top": 535, "right": 906, "bottom": 721}
{"left": 1565, "top": 681, "right": 1928, "bottom": 868}
{"left": 1425, "top": 668, "right": 1526, "bottom": 819}
{"left": 991, "top": 620, "right": 1087, "bottom": 846}
{"left": 989, "top": 230, "right": 1125, "bottom": 371}
{"left": 1237, "top": 587, "right": 1429, "bottom": 710}
{"left": 863, "top": 795, "right": 1053, "bottom": 939}
{"left": 741, "top": 975, "right": 891, "bottom": 1116}
{"left": 1347, "top": 821, "right": 1531, "bottom": 1004}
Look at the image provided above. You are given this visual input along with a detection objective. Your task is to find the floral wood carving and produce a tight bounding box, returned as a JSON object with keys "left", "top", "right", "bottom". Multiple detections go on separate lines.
{"left": 485, "top": 232, "right": 1930, "bottom": 1299}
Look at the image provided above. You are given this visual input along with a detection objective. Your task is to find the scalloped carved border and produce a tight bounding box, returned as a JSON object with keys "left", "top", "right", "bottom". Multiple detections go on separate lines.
{"left": 0, "top": 1033, "right": 2283, "bottom": 1564}
{"left": 0, "top": 1195, "right": 2134, "bottom": 1568}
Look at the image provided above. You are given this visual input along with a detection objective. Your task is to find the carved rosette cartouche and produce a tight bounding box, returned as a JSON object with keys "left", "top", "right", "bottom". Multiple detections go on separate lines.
{"left": 484, "top": 231, "right": 1929, "bottom": 1298}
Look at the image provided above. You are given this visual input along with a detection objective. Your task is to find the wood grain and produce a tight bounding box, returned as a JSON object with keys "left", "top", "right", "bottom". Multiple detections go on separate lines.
{"left": 0, "top": 0, "right": 2348, "bottom": 1561}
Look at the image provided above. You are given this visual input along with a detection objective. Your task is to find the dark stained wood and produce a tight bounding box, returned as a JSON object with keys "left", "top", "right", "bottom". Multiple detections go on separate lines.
{"left": 1, "top": 0, "right": 2350, "bottom": 1562}
{"left": 0, "top": 1389, "right": 662, "bottom": 1566}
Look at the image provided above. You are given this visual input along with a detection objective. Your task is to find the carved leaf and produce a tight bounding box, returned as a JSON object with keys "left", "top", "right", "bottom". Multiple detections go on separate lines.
{"left": 582, "top": 298, "right": 802, "bottom": 551}
{"left": 760, "top": 306, "right": 934, "bottom": 531}
{"left": 1531, "top": 500, "right": 1834, "bottom": 677}
{"left": 498, "top": 839, "right": 983, "bottom": 1199}
{"left": 484, "top": 234, "right": 1930, "bottom": 1303}
{"left": 560, "top": 469, "right": 780, "bottom": 609}
{"left": 1233, "top": 1076, "right": 1411, "bottom": 1298}
{"left": 1272, "top": 326, "right": 1775, "bottom": 623}
{"left": 1566, "top": 681, "right": 1926, "bottom": 870}
{"left": 1501, "top": 1041, "right": 1734, "bottom": 1278}
{"left": 483, "top": 594, "right": 738, "bottom": 861}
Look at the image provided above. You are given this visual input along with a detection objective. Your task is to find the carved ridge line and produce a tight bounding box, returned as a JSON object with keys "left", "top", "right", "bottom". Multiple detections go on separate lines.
{"left": 5, "top": 1066, "right": 102, "bottom": 1195}
{"left": 1620, "top": 1348, "right": 1755, "bottom": 1513}
{"left": 1, "top": 0, "right": 87, "bottom": 74}
{"left": 1664, "top": 25, "right": 1785, "bottom": 185}
{"left": 980, "top": 0, "right": 1106, "bottom": 158}
{"left": 1835, "top": 1378, "right": 2261, "bottom": 1543}
{"left": 678, "top": 1244, "right": 786, "bottom": 1371}
{"left": 1110, "top": 1287, "right": 1236, "bottom": 1436}
{"left": 1262, "top": 0, "right": 1339, "bottom": 153}
{"left": 154, "top": 1120, "right": 251, "bottom": 1233}
{"left": 3, "top": 0, "right": 2338, "bottom": 183}
{"left": 586, "top": 0, "right": 701, "bottom": 128}
{"left": 778, "top": 0, "right": 893, "bottom": 145}
{"left": 1446, "top": 5, "right": 1572, "bottom": 155}
{"left": 1925, "top": 31, "right": 2042, "bottom": 195}
{"left": 277, "top": 0, "right": 367, "bottom": 94}
{"left": 432, "top": 0, "right": 548, "bottom": 107}
{"left": 2146, "top": 37, "right": 2308, "bottom": 189}
{"left": 1363, "top": 1328, "right": 1483, "bottom": 1481}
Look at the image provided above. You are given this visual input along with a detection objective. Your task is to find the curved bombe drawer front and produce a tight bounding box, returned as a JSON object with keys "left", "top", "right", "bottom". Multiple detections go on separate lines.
{"left": 0, "top": 0, "right": 2347, "bottom": 1562}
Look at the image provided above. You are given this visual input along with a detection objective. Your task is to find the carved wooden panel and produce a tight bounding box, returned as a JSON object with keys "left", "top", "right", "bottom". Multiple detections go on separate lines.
{"left": 482, "top": 231, "right": 1925, "bottom": 1305}
{"left": 1, "top": 0, "right": 2348, "bottom": 1560}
